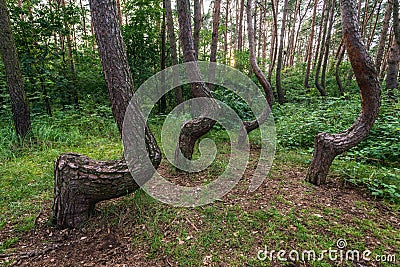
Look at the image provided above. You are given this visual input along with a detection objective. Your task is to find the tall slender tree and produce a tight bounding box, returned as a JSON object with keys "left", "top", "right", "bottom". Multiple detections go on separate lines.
{"left": 375, "top": 0, "right": 392, "bottom": 76}
{"left": 165, "top": 0, "right": 183, "bottom": 105}
{"left": 0, "top": 0, "right": 32, "bottom": 139}
{"left": 275, "top": 0, "right": 289, "bottom": 104}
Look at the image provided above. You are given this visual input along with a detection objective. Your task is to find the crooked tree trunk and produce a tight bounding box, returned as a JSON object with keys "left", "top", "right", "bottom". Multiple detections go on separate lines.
{"left": 0, "top": 0, "right": 32, "bottom": 139}
{"left": 306, "top": 0, "right": 381, "bottom": 185}
{"left": 165, "top": 0, "right": 183, "bottom": 105}
{"left": 52, "top": 0, "right": 161, "bottom": 228}
{"left": 53, "top": 154, "right": 137, "bottom": 227}
{"left": 239, "top": 0, "right": 273, "bottom": 144}
{"left": 247, "top": 0, "right": 273, "bottom": 108}
{"left": 175, "top": 0, "right": 217, "bottom": 167}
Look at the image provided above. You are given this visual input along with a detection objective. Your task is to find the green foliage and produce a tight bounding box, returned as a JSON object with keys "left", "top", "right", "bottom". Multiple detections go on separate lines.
{"left": 122, "top": 0, "right": 163, "bottom": 88}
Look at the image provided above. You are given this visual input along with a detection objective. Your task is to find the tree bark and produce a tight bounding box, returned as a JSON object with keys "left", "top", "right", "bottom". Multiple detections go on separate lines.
{"left": 335, "top": 43, "right": 346, "bottom": 96}
{"left": 165, "top": 0, "right": 183, "bottom": 105}
{"left": 268, "top": 0, "right": 278, "bottom": 83}
{"left": 247, "top": 0, "right": 273, "bottom": 107}
{"left": 237, "top": 0, "right": 245, "bottom": 51}
{"left": 52, "top": 0, "right": 161, "bottom": 228}
{"left": 306, "top": 0, "right": 381, "bottom": 185}
{"left": 385, "top": 37, "right": 399, "bottom": 90}
{"left": 375, "top": 0, "right": 392, "bottom": 76}
{"left": 209, "top": 0, "right": 221, "bottom": 91}
{"left": 210, "top": 0, "right": 221, "bottom": 63}
{"left": 193, "top": 0, "right": 201, "bottom": 57}
{"left": 314, "top": 0, "right": 330, "bottom": 96}
{"left": 0, "top": 0, "right": 32, "bottom": 139}
{"left": 159, "top": 2, "right": 167, "bottom": 114}
{"left": 321, "top": 0, "right": 335, "bottom": 91}
{"left": 275, "top": 0, "right": 289, "bottom": 104}
{"left": 239, "top": 0, "right": 273, "bottom": 143}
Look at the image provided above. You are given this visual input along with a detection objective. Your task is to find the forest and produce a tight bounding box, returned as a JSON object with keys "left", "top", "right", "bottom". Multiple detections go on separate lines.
{"left": 0, "top": 0, "right": 399, "bottom": 265}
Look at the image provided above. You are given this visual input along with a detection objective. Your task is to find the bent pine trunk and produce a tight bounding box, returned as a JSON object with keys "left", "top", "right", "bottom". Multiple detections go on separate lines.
{"left": 306, "top": 0, "right": 381, "bottom": 185}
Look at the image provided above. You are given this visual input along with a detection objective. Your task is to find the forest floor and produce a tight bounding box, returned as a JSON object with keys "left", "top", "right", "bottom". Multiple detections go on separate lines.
{"left": 0, "top": 145, "right": 399, "bottom": 267}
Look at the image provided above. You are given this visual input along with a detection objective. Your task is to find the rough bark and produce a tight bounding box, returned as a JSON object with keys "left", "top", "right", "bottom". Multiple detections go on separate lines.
{"left": 53, "top": 154, "right": 138, "bottom": 227}
{"left": 375, "top": 0, "right": 392, "bottom": 76}
{"left": 52, "top": 0, "right": 161, "bottom": 228}
{"left": 306, "top": 0, "right": 381, "bottom": 185}
{"left": 275, "top": 0, "right": 289, "bottom": 104}
{"left": 165, "top": 0, "right": 183, "bottom": 105}
{"left": 0, "top": 0, "right": 32, "bottom": 138}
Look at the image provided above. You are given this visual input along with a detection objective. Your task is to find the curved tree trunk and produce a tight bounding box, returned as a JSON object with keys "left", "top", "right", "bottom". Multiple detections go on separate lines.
{"left": 306, "top": 0, "right": 381, "bottom": 185}
{"left": 239, "top": 0, "right": 273, "bottom": 144}
{"left": 52, "top": 0, "right": 161, "bottom": 228}
{"left": 53, "top": 154, "right": 137, "bottom": 227}
{"left": 247, "top": 0, "right": 273, "bottom": 108}
{"left": 0, "top": 0, "right": 32, "bottom": 139}
{"left": 175, "top": 0, "right": 217, "bottom": 167}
